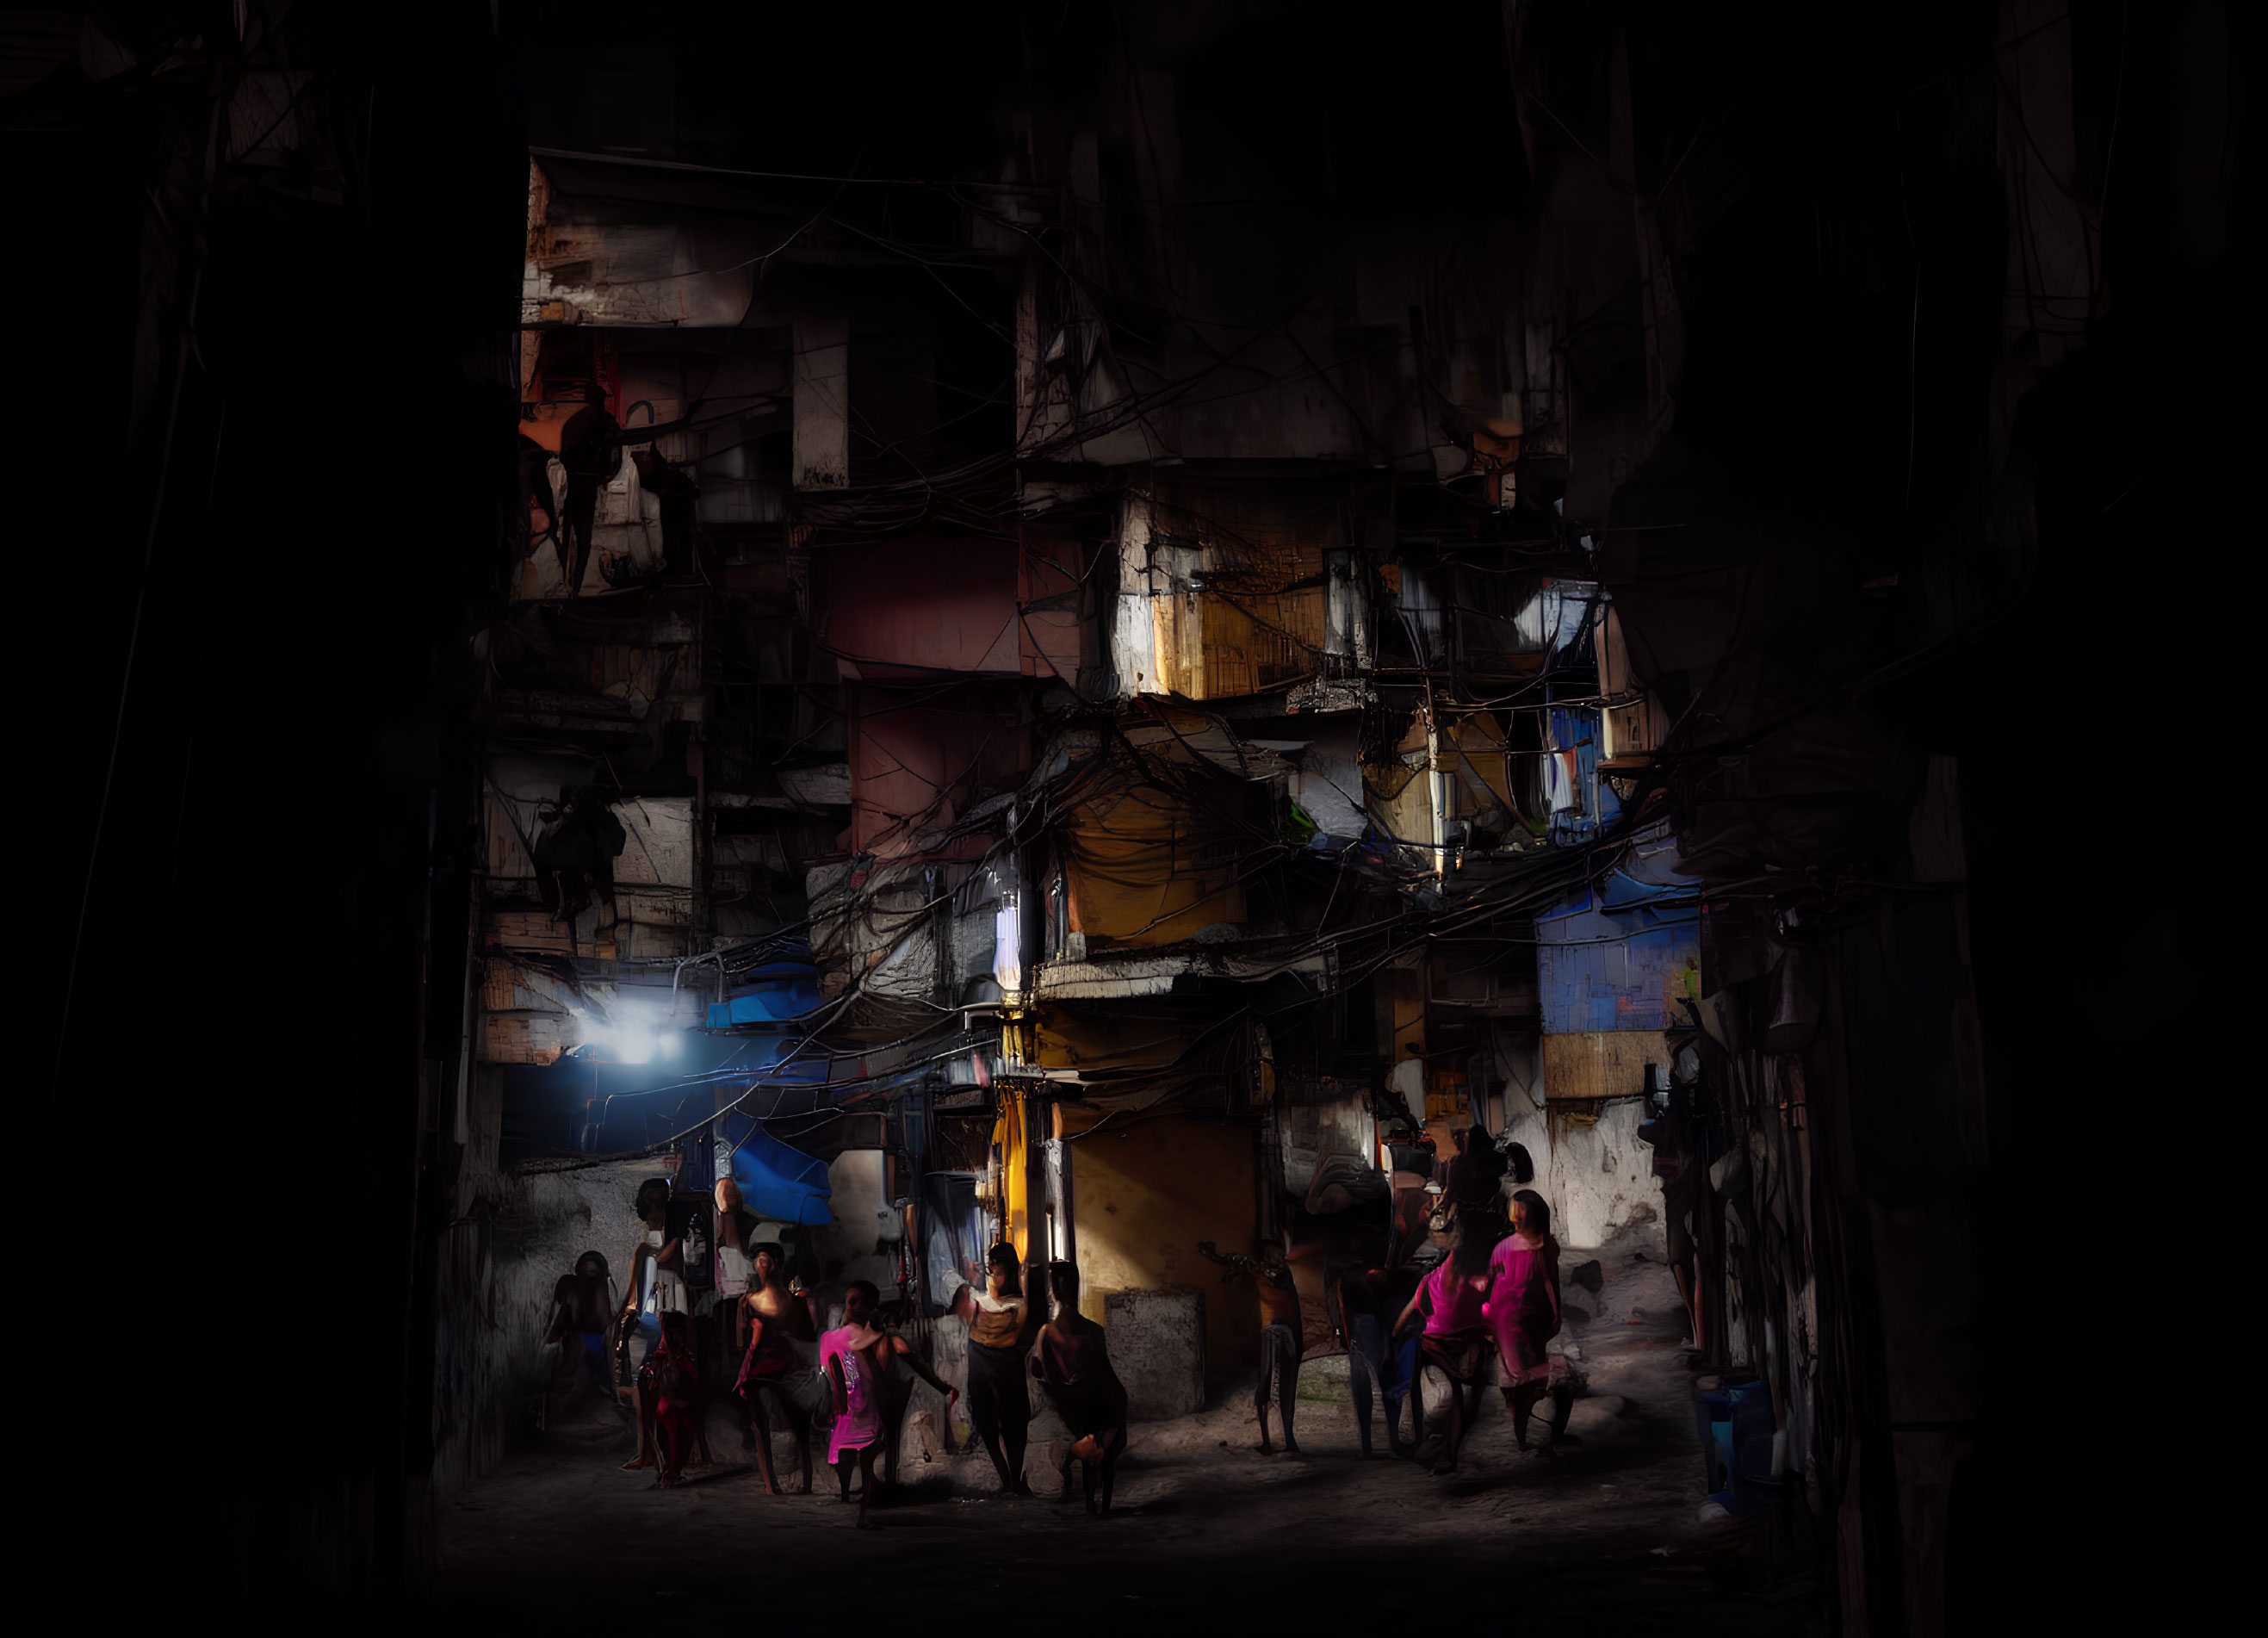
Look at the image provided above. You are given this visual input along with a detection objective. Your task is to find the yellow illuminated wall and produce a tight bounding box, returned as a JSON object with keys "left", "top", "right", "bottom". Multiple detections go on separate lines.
{"left": 1063, "top": 1108, "right": 1261, "bottom": 1381}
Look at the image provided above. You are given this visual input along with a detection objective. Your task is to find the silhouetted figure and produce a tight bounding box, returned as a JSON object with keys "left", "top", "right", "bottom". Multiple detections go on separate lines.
{"left": 544, "top": 1250, "right": 618, "bottom": 1399}
{"left": 1445, "top": 1124, "right": 1509, "bottom": 1246}
{"left": 557, "top": 384, "right": 621, "bottom": 596}
{"left": 518, "top": 431, "right": 558, "bottom": 559}
{"left": 1334, "top": 1261, "right": 1421, "bottom": 1459}
{"left": 638, "top": 1311, "right": 701, "bottom": 1488}
{"left": 534, "top": 790, "right": 626, "bottom": 934}
{"left": 1032, "top": 1262, "right": 1129, "bottom": 1514}
{"left": 1199, "top": 1239, "right": 1303, "bottom": 1455}
{"left": 618, "top": 1176, "right": 702, "bottom": 1474}
{"left": 1396, "top": 1225, "right": 1494, "bottom": 1474}
{"left": 732, "top": 1241, "right": 823, "bottom": 1495}
{"left": 630, "top": 445, "right": 698, "bottom": 578}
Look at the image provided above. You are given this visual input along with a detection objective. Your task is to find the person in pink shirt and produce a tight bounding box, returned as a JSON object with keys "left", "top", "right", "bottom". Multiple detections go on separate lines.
{"left": 1393, "top": 1219, "right": 1495, "bottom": 1474}
{"left": 821, "top": 1280, "right": 957, "bottom": 1529}
{"left": 1486, "top": 1188, "right": 1565, "bottom": 1456}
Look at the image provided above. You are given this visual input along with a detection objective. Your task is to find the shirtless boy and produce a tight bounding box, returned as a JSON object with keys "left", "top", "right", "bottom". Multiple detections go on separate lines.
{"left": 732, "top": 1241, "right": 822, "bottom": 1494}
{"left": 545, "top": 1250, "right": 618, "bottom": 1399}
{"left": 1199, "top": 1239, "right": 1304, "bottom": 1455}
{"left": 1031, "top": 1262, "right": 1130, "bottom": 1515}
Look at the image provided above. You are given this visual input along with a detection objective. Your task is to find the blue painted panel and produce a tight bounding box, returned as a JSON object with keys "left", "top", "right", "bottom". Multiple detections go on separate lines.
{"left": 1537, "top": 865, "right": 1701, "bottom": 1033}
{"left": 1538, "top": 921, "right": 1701, "bottom": 1033}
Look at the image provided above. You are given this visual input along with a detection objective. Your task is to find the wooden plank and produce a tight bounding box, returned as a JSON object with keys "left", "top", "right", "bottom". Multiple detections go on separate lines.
{"left": 479, "top": 1011, "right": 567, "bottom": 1065}
{"left": 1540, "top": 1030, "right": 1669, "bottom": 1104}
{"left": 485, "top": 909, "right": 575, "bottom": 953}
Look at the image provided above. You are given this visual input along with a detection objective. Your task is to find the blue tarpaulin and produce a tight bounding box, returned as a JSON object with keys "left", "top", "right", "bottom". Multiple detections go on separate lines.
{"left": 1536, "top": 856, "right": 1701, "bottom": 1034}
{"left": 715, "top": 1112, "right": 833, "bottom": 1225}
{"left": 704, "top": 953, "right": 821, "bottom": 1030}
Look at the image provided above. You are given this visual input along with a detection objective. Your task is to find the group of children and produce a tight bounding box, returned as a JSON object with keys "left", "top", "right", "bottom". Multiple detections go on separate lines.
{"left": 542, "top": 1175, "right": 1132, "bottom": 1525}
{"left": 1208, "top": 1177, "right": 1572, "bottom": 1474}
{"left": 542, "top": 1152, "right": 1569, "bottom": 1517}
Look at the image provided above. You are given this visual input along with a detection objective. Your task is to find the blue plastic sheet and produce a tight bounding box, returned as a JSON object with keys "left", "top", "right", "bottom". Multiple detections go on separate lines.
{"left": 716, "top": 1112, "right": 833, "bottom": 1224}
{"left": 704, "top": 959, "right": 821, "bottom": 1029}
{"left": 1536, "top": 860, "right": 1701, "bottom": 1033}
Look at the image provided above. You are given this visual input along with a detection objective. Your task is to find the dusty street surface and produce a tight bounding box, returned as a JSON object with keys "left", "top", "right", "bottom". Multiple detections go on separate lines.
{"left": 437, "top": 1245, "right": 1807, "bottom": 1635}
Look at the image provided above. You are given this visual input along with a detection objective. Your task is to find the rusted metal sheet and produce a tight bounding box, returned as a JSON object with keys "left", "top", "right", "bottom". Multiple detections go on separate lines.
{"left": 819, "top": 539, "right": 1021, "bottom": 675}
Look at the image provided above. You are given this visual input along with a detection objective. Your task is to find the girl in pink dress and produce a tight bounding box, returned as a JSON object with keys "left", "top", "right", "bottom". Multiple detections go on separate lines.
{"left": 821, "top": 1298, "right": 888, "bottom": 1526}
{"left": 1485, "top": 1188, "right": 1564, "bottom": 1455}
{"left": 821, "top": 1280, "right": 957, "bottom": 1529}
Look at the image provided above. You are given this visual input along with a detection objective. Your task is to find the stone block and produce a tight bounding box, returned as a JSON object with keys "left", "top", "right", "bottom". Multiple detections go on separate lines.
{"left": 1103, "top": 1286, "right": 1205, "bottom": 1421}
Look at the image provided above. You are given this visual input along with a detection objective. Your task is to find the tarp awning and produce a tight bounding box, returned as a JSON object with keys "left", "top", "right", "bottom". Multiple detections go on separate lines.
{"left": 706, "top": 959, "right": 822, "bottom": 1028}
{"left": 717, "top": 1113, "right": 833, "bottom": 1225}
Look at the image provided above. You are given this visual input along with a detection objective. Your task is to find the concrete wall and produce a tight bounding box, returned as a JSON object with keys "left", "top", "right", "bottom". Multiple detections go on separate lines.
{"left": 1066, "top": 1110, "right": 1261, "bottom": 1387}
{"left": 1105, "top": 1287, "right": 1206, "bottom": 1421}
{"left": 1545, "top": 1097, "right": 1667, "bottom": 1252}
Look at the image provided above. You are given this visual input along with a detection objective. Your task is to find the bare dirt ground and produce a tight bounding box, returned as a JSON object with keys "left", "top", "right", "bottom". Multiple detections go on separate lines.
{"left": 435, "top": 1238, "right": 1812, "bottom": 1635}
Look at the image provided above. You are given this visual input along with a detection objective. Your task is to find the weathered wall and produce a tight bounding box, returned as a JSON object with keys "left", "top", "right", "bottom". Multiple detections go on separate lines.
{"left": 1066, "top": 1111, "right": 1260, "bottom": 1385}
{"left": 1495, "top": 1030, "right": 1550, "bottom": 1182}
{"left": 1545, "top": 1098, "right": 1667, "bottom": 1253}
{"left": 1533, "top": 1027, "right": 1669, "bottom": 1247}
{"left": 430, "top": 1064, "right": 665, "bottom": 1494}
{"left": 1105, "top": 1287, "right": 1206, "bottom": 1421}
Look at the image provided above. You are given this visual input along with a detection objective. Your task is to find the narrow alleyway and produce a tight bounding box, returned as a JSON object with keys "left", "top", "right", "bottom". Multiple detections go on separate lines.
{"left": 24, "top": 2, "right": 2229, "bottom": 1623}
{"left": 437, "top": 1244, "right": 1804, "bottom": 1635}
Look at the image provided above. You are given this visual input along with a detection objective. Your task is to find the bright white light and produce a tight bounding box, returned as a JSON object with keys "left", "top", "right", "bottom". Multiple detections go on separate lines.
{"left": 993, "top": 887, "right": 1023, "bottom": 995}
{"left": 617, "top": 1031, "right": 657, "bottom": 1065}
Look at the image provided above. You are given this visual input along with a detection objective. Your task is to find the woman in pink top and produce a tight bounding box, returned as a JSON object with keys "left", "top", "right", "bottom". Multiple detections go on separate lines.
{"left": 1485, "top": 1188, "right": 1564, "bottom": 1455}
{"left": 1393, "top": 1219, "right": 1495, "bottom": 1474}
